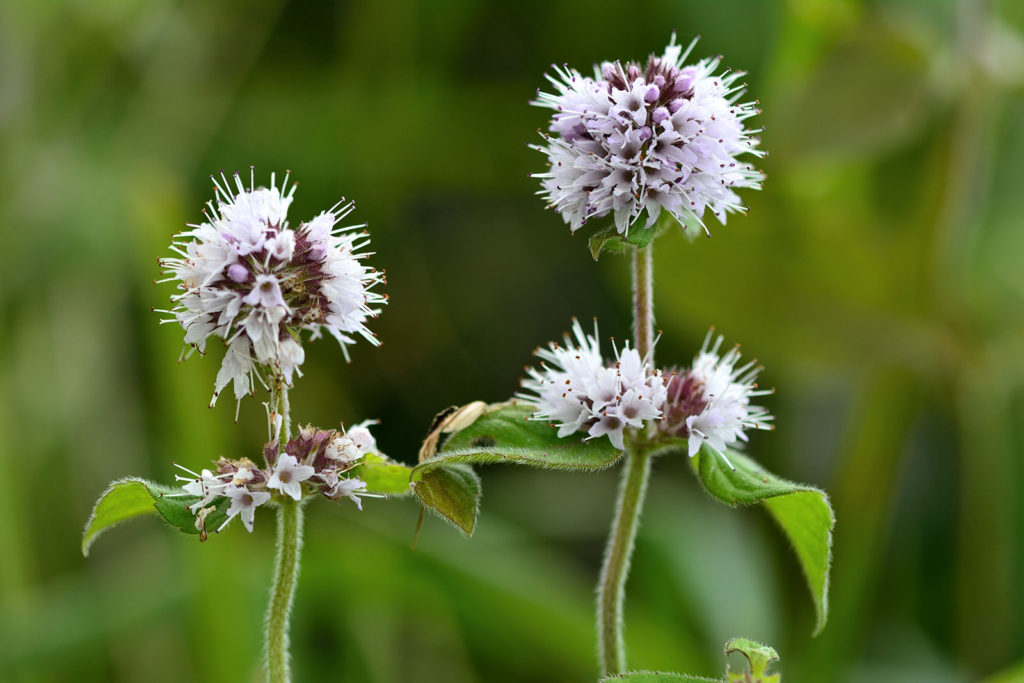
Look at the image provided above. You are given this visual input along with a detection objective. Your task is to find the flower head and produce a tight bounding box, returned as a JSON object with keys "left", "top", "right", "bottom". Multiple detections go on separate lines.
{"left": 173, "top": 421, "right": 385, "bottom": 535}
{"left": 159, "top": 169, "right": 386, "bottom": 406}
{"left": 518, "top": 319, "right": 667, "bottom": 449}
{"left": 533, "top": 35, "right": 763, "bottom": 236}
{"left": 661, "top": 330, "right": 773, "bottom": 459}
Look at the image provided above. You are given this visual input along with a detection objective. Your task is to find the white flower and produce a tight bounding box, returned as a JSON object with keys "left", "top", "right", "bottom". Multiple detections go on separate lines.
{"left": 325, "top": 420, "right": 378, "bottom": 463}
{"left": 518, "top": 319, "right": 667, "bottom": 449}
{"left": 346, "top": 421, "right": 378, "bottom": 454}
{"left": 174, "top": 465, "right": 230, "bottom": 512}
{"left": 533, "top": 35, "right": 763, "bottom": 236}
{"left": 661, "top": 330, "right": 773, "bottom": 460}
{"left": 329, "top": 477, "right": 371, "bottom": 511}
{"left": 266, "top": 453, "right": 316, "bottom": 501}
{"left": 159, "top": 169, "right": 386, "bottom": 406}
{"left": 221, "top": 485, "right": 271, "bottom": 533}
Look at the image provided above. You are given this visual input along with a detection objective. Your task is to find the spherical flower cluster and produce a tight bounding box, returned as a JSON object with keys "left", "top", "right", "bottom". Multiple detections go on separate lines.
{"left": 518, "top": 319, "right": 667, "bottom": 450}
{"left": 661, "top": 331, "right": 773, "bottom": 459}
{"left": 532, "top": 35, "right": 763, "bottom": 236}
{"left": 160, "top": 170, "right": 386, "bottom": 405}
{"left": 174, "top": 421, "right": 381, "bottom": 535}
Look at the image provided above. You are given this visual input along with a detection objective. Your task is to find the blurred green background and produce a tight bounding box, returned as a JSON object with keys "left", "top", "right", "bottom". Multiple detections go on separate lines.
{"left": 3, "top": 0, "right": 1024, "bottom": 681}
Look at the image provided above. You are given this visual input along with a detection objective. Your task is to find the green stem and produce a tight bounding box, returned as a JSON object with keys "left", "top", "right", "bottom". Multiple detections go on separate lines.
{"left": 597, "top": 243, "right": 656, "bottom": 676}
{"left": 266, "top": 497, "right": 303, "bottom": 683}
{"left": 597, "top": 444, "right": 652, "bottom": 675}
{"left": 265, "top": 380, "right": 301, "bottom": 683}
{"left": 633, "top": 244, "right": 654, "bottom": 361}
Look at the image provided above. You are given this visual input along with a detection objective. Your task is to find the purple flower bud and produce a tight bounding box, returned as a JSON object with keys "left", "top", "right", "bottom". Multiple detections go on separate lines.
{"left": 639, "top": 126, "right": 652, "bottom": 142}
{"left": 652, "top": 107, "right": 670, "bottom": 124}
{"left": 228, "top": 263, "right": 249, "bottom": 283}
{"left": 653, "top": 75, "right": 666, "bottom": 89}
{"left": 644, "top": 85, "right": 660, "bottom": 104}
{"left": 669, "top": 98, "right": 685, "bottom": 114}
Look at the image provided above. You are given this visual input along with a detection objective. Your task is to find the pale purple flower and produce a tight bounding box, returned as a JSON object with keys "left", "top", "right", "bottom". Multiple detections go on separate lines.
{"left": 174, "top": 465, "right": 230, "bottom": 512}
{"left": 221, "top": 485, "right": 271, "bottom": 533}
{"left": 661, "top": 330, "right": 773, "bottom": 461}
{"left": 533, "top": 35, "right": 763, "bottom": 237}
{"left": 325, "top": 420, "right": 378, "bottom": 463}
{"left": 328, "top": 477, "right": 372, "bottom": 510}
{"left": 518, "top": 319, "right": 667, "bottom": 449}
{"left": 266, "top": 453, "right": 316, "bottom": 501}
{"left": 159, "top": 169, "right": 386, "bottom": 406}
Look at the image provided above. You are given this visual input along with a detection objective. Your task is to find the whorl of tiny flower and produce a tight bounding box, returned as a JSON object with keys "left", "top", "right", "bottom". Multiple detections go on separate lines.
{"left": 532, "top": 34, "right": 763, "bottom": 236}
{"left": 158, "top": 169, "right": 386, "bottom": 406}
{"left": 517, "top": 319, "right": 667, "bottom": 450}
{"left": 173, "top": 421, "right": 383, "bottom": 534}
{"left": 660, "top": 330, "right": 773, "bottom": 460}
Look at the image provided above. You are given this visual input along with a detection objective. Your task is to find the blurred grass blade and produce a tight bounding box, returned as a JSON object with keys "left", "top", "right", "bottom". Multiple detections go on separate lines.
{"left": 412, "top": 401, "right": 623, "bottom": 535}
{"left": 692, "top": 447, "right": 834, "bottom": 636}
{"left": 82, "top": 477, "right": 227, "bottom": 556}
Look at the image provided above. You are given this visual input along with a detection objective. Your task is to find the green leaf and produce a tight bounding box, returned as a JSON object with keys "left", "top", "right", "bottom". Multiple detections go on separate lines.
{"left": 82, "top": 477, "right": 228, "bottom": 556}
{"left": 725, "top": 638, "right": 780, "bottom": 682}
{"left": 412, "top": 401, "right": 623, "bottom": 536}
{"left": 352, "top": 452, "right": 412, "bottom": 495}
{"left": 602, "top": 673, "right": 717, "bottom": 682}
{"left": 690, "top": 447, "right": 835, "bottom": 636}
{"left": 587, "top": 211, "right": 680, "bottom": 260}
{"left": 411, "top": 463, "right": 482, "bottom": 536}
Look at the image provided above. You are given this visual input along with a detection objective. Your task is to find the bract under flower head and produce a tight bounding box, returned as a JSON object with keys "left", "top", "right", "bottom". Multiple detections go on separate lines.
{"left": 533, "top": 35, "right": 763, "bottom": 237}
{"left": 661, "top": 330, "right": 773, "bottom": 459}
{"left": 159, "top": 169, "right": 386, "bottom": 406}
{"left": 518, "top": 319, "right": 667, "bottom": 450}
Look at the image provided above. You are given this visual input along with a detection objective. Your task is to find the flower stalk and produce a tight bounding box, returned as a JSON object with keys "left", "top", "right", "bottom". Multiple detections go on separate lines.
{"left": 266, "top": 381, "right": 302, "bottom": 683}
{"left": 597, "top": 244, "right": 656, "bottom": 676}
{"left": 266, "top": 496, "right": 303, "bottom": 683}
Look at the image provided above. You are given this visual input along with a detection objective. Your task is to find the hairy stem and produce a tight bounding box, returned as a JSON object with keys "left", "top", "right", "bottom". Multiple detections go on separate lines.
{"left": 266, "top": 497, "right": 303, "bottom": 683}
{"left": 266, "top": 381, "right": 302, "bottom": 683}
{"left": 597, "top": 444, "right": 652, "bottom": 675}
{"left": 633, "top": 244, "right": 654, "bottom": 361}
{"left": 597, "top": 243, "right": 656, "bottom": 675}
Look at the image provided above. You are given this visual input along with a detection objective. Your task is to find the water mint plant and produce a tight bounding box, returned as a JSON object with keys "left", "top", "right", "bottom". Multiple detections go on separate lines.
{"left": 411, "top": 37, "right": 833, "bottom": 680}
{"left": 82, "top": 170, "right": 451, "bottom": 683}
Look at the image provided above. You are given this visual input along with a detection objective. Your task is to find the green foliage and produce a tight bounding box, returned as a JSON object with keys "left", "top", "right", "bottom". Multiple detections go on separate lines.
{"left": 587, "top": 212, "right": 680, "bottom": 260}
{"left": 603, "top": 637, "right": 780, "bottom": 683}
{"left": 724, "top": 638, "right": 779, "bottom": 682}
{"left": 690, "top": 446, "right": 834, "bottom": 636}
{"left": 411, "top": 464, "right": 482, "bottom": 536}
{"left": 603, "top": 673, "right": 715, "bottom": 682}
{"left": 412, "top": 401, "right": 623, "bottom": 535}
{"left": 352, "top": 452, "right": 413, "bottom": 495}
{"left": 81, "top": 477, "right": 228, "bottom": 556}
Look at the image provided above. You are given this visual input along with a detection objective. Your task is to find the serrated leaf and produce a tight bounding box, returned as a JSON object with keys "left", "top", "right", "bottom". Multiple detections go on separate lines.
{"left": 602, "top": 673, "right": 718, "bottom": 682}
{"left": 725, "top": 638, "right": 780, "bottom": 682}
{"left": 691, "top": 447, "right": 834, "bottom": 636}
{"left": 412, "top": 401, "right": 623, "bottom": 536}
{"left": 82, "top": 477, "right": 228, "bottom": 556}
{"left": 352, "top": 452, "right": 412, "bottom": 495}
